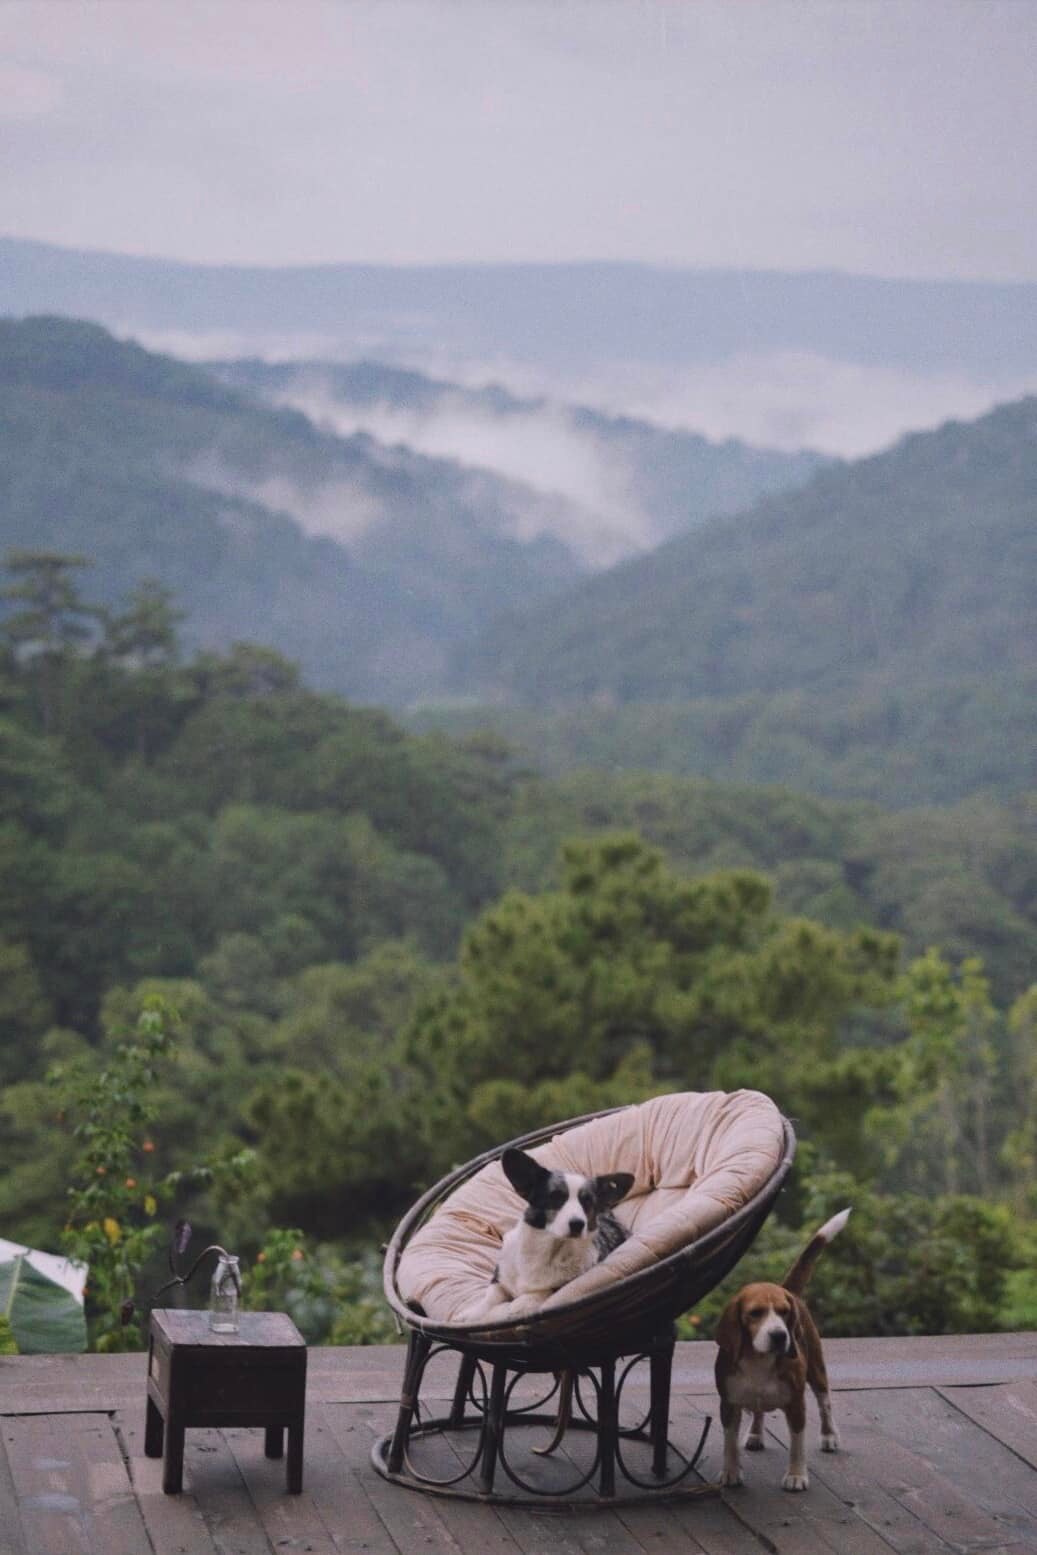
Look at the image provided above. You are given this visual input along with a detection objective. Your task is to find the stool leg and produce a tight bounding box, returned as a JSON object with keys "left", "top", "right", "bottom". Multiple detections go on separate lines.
{"left": 265, "top": 1425, "right": 284, "bottom": 1459}
{"left": 598, "top": 1358, "right": 618, "bottom": 1499}
{"left": 449, "top": 1353, "right": 478, "bottom": 1428}
{"left": 162, "top": 1412, "right": 185, "bottom": 1494}
{"left": 144, "top": 1396, "right": 164, "bottom": 1458}
{"left": 650, "top": 1341, "right": 674, "bottom": 1477}
{"left": 287, "top": 1416, "right": 304, "bottom": 1494}
{"left": 387, "top": 1331, "right": 431, "bottom": 1474}
{"left": 479, "top": 1362, "right": 508, "bottom": 1495}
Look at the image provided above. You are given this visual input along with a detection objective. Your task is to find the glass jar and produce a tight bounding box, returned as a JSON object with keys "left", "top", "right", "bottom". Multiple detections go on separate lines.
{"left": 209, "top": 1252, "right": 241, "bottom": 1333}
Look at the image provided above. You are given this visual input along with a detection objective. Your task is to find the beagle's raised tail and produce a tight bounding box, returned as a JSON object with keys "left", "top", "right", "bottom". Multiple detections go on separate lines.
{"left": 781, "top": 1208, "right": 851, "bottom": 1296}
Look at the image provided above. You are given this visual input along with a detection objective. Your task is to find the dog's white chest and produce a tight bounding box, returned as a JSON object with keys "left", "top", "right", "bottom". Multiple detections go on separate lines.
{"left": 497, "top": 1224, "right": 595, "bottom": 1298}
{"left": 726, "top": 1359, "right": 791, "bottom": 1415}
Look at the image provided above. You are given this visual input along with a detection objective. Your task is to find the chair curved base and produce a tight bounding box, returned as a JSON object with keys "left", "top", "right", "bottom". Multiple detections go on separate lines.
{"left": 372, "top": 1327, "right": 718, "bottom": 1507}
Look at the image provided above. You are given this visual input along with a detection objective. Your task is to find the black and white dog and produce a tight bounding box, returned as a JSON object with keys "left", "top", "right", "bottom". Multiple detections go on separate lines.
{"left": 464, "top": 1147, "right": 634, "bottom": 1322}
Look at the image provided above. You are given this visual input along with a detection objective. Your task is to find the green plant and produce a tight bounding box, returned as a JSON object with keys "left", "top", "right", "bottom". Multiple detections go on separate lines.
{"left": 243, "top": 1229, "right": 398, "bottom": 1347}
{"left": 0, "top": 1315, "right": 18, "bottom": 1354}
{"left": 678, "top": 1162, "right": 1024, "bottom": 1341}
{"left": 52, "top": 996, "right": 209, "bottom": 1351}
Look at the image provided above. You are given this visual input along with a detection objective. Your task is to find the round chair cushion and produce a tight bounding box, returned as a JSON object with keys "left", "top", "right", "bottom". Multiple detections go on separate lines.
{"left": 396, "top": 1089, "right": 786, "bottom": 1326}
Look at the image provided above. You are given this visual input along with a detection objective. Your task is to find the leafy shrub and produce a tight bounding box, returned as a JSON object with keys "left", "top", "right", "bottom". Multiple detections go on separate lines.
{"left": 243, "top": 1229, "right": 398, "bottom": 1347}
{"left": 678, "top": 1164, "right": 1023, "bottom": 1341}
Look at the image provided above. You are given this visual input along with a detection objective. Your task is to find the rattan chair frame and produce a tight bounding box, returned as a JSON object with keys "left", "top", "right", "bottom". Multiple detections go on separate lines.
{"left": 374, "top": 1102, "right": 796, "bottom": 1503}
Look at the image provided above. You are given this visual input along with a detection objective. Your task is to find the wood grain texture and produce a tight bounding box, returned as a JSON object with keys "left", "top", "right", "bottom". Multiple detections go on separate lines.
{"left": 3, "top": 1337, "right": 1037, "bottom": 1554}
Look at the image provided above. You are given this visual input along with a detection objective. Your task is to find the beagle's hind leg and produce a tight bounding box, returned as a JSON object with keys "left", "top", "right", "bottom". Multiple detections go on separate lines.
{"left": 745, "top": 1411, "right": 766, "bottom": 1451}
{"left": 802, "top": 1303, "right": 839, "bottom": 1452}
{"left": 806, "top": 1336, "right": 839, "bottom": 1451}
{"left": 814, "top": 1383, "right": 839, "bottom": 1452}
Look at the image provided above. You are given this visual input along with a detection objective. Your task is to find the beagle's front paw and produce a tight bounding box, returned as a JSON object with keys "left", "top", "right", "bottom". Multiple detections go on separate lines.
{"left": 782, "top": 1471, "right": 809, "bottom": 1492}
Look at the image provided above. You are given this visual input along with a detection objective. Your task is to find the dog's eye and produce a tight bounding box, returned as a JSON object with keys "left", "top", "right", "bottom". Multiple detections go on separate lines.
{"left": 578, "top": 1190, "right": 593, "bottom": 1210}
{"left": 548, "top": 1189, "right": 567, "bottom": 1208}
{"left": 746, "top": 1306, "right": 765, "bottom": 1320}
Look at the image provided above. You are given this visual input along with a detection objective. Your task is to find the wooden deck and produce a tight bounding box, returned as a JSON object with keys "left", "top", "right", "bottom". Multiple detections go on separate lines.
{"left": 2, "top": 1333, "right": 1037, "bottom": 1554}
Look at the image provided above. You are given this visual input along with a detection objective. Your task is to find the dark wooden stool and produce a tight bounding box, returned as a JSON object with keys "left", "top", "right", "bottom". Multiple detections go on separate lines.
{"left": 145, "top": 1309, "right": 307, "bottom": 1494}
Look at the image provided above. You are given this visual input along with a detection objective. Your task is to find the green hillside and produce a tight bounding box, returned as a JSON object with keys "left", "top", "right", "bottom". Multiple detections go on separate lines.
{"left": 472, "top": 396, "right": 1037, "bottom": 704}
{"left": 0, "top": 316, "right": 584, "bottom": 703}
{"left": 413, "top": 672, "right": 1037, "bottom": 809}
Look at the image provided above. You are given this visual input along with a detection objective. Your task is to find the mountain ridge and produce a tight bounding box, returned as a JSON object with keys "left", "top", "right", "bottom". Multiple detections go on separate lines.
{"left": 0, "top": 316, "right": 587, "bottom": 702}
{"left": 5, "top": 236, "right": 1037, "bottom": 376}
{"left": 464, "top": 392, "right": 1037, "bottom": 705}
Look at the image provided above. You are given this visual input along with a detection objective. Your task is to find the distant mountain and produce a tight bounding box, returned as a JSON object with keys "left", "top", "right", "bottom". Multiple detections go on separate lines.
{"left": 4, "top": 236, "right": 1037, "bottom": 378}
{"left": 0, "top": 316, "right": 588, "bottom": 702}
{"left": 467, "top": 395, "right": 1037, "bottom": 707}
{"left": 211, "top": 357, "right": 827, "bottom": 564}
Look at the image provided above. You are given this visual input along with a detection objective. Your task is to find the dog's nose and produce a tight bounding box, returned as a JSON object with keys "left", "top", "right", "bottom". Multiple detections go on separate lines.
{"left": 568, "top": 1217, "right": 586, "bottom": 1236}
{"left": 769, "top": 1328, "right": 789, "bottom": 1354}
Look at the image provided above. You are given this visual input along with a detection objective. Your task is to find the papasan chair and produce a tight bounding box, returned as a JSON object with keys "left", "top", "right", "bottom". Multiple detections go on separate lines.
{"left": 373, "top": 1089, "right": 794, "bottom": 1505}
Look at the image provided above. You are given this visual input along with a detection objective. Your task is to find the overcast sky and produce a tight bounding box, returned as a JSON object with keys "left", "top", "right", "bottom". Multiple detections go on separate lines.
{"left": 2, "top": 0, "right": 1035, "bottom": 280}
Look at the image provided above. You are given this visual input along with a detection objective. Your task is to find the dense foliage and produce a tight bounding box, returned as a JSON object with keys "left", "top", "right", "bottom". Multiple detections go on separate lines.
{"left": 1, "top": 554, "right": 1035, "bottom": 1345}
{"left": 416, "top": 672, "right": 1037, "bottom": 809}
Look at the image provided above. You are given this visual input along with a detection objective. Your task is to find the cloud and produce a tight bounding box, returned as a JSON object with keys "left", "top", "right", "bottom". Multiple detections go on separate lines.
{"left": 578, "top": 355, "right": 1037, "bottom": 459}
{"left": 184, "top": 453, "right": 385, "bottom": 547}
{"left": 267, "top": 381, "right": 655, "bottom": 561}
{"left": 3, "top": 1, "right": 1036, "bottom": 278}
{"left": 0, "top": 62, "right": 63, "bottom": 120}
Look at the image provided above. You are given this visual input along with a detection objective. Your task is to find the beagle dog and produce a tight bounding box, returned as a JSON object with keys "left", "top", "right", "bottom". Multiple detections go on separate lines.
{"left": 714, "top": 1208, "right": 850, "bottom": 1492}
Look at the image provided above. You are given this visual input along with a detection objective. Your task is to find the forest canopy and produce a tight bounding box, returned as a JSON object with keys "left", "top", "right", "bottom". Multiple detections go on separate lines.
{"left": 1, "top": 551, "right": 1035, "bottom": 1349}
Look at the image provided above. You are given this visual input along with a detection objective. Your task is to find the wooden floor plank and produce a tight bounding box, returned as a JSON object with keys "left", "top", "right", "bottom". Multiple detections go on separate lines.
{"left": 0, "top": 1420, "right": 28, "bottom": 1555}
{"left": 937, "top": 1381, "right": 1037, "bottom": 1475}
{"left": 225, "top": 1424, "right": 343, "bottom": 1555}
{"left": 562, "top": 1505, "right": 651, "bottom": 1554}
{"left": 111, "top": 1409, "right": 220, "bottom": 1555}
{"left": 774, "top": 1425, "right": 955, "bottom": 1553}
{"left": 179, "top": 1427, "right": 273, "bottom": 1555}
{"left": 340, "top": 1397, "right": 652, "bottom": 1555}
{"left": 5, "top": 1333, "right": 1037, "bottom": 1415}
{"left": 614, "top": 1499, "right": 712, "bottom": 1555}
{"left": 665, "top": 1495, "right": 773, "bottom": 1555}
{"left": 375, "top": 1412, "right": 529, "bottom": 1555}
{"left": 492, "top": 1506, "right": 600, "bottom": 1555}
{"left": 715, "top": 1478, "right": 884, "bottom": 1555}
{"left": 747, "top": 1408, "right": 944, "bottom": 1555}
{"left": 292, "top": 1405, "right": 400, "bottom": 1555}
{"left": 3, "top": 1412, "right": 152, "bottom": 1555}
{"left": 837, "top": 1392, "right": 1037, "bottom": 1553}
{"left": 872, "top": 1386, "right": 1037, "bottom": 1544}
{"left": 5, "top": 1343, "right": 1037, "bottom": 1555}
{"left": 324, "top": 1399, "right": 468, "bottom": 1555}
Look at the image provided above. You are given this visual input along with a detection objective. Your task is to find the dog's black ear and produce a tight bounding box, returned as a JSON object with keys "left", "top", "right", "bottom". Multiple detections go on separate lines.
{"left": 593, "top": 1171, "right": 634, "bottom": 1209}
{"left": 501, "top": 1148, "right": 547, "bottom": 1202}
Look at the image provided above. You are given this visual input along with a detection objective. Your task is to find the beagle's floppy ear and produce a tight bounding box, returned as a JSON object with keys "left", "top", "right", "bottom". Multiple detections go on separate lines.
{"left": 714, "top": 1296, "right": 746, "bottom": 1361}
